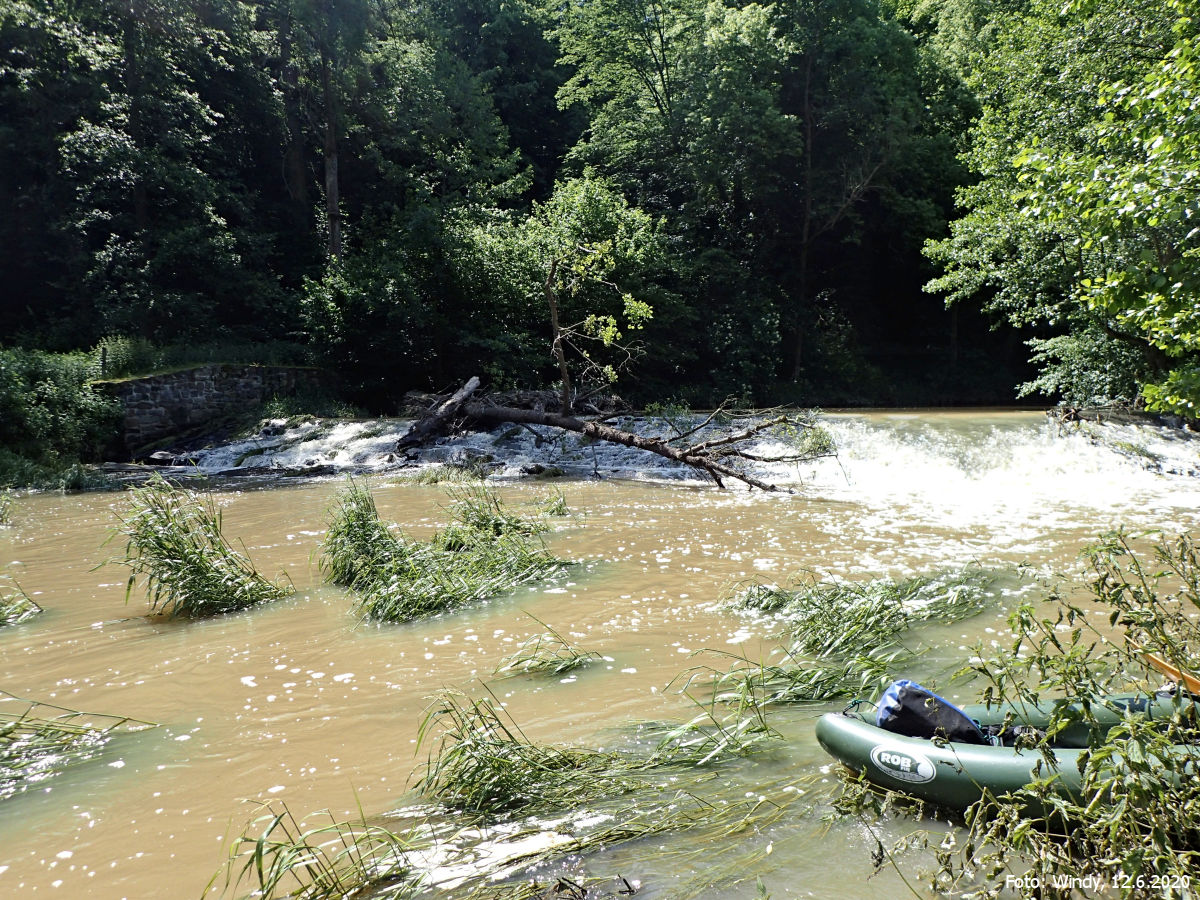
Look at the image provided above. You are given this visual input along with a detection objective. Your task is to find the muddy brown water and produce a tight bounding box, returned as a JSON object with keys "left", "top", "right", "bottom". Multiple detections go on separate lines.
{"left": 2, "top": 411, "right": 1199, "bottom": 899}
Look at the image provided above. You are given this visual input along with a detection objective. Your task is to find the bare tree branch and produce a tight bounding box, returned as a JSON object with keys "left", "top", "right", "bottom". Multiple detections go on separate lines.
{"left": 397, "top": 378, "right": 832, "bottom": 492}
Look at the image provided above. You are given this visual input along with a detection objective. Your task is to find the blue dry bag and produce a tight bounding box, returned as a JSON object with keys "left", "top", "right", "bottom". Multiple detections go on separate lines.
{"left": 876, "top": 680, "right": 990, "bottom": 745}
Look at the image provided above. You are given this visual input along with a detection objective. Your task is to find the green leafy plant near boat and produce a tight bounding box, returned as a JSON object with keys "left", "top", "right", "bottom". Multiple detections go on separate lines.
{"left": 320, "top": 481, "right": 570, "bottom": 623}
{"left": 114, "top": 475, "right": 294, "bottom": 617}
{"left": 836, "top": 533, "right": 1200, "bottom": 898}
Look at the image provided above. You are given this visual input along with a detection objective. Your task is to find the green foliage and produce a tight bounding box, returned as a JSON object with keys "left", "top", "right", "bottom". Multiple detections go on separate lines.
{"left": 1019, "top": 326, "right": 1146, "bottom": 405}
{"left": 415, "top": 691, "right": 638, "bottom": 818}
{"left": 115, "top": 476, "right": 294, "bottom": 617}
{"left": 456, "top": 177, "right": 666, "bottom": 400}
{"left": 0, "top": 490, "right": 11, "bottom": 526}
{"left": 837, "top": 533, "right": 1200, "bottom": 896}
{"left": 717, "top": 568, "right": 994, "bottom": 704}
{"left": 393, "top": 465, "right": 488, "bottom": 486}
{"left": 205, "top": 802, "right": 417, "bottom": 900}
{"left": 0, "top": 347, "right": 120, "bottom": 485}
{"left": 415, "top": 687, "right": 777, "bottom": 820}
{"left": 0, "top": 696, "right": 151, "bottom": 801}
{"left": 1008, "top": 0, "right": 1200, "bottom": 414}
{"left": 926, "top": 0, "right": 1199, "bottom": 412}
{"left": 91, "top": 337, "right": 313, "bottom": 380}
{"left": 320, "top": 481, "right": 569, "bottom": 622}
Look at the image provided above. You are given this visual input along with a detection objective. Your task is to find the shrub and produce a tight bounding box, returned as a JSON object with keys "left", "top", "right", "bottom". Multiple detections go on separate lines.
{"left": 0, "top": 347, "right": 120, "bottom": 481}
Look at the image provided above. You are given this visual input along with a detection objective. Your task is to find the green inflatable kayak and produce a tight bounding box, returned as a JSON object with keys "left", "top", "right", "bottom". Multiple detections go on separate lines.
{"left": 815, "top": 692, "right": 1200, "bottom": 811}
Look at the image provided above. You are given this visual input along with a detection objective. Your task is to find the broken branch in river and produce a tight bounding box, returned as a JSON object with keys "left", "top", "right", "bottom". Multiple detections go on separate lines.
{"left": 397, "top": 378, "right": 835, "bottom": 491}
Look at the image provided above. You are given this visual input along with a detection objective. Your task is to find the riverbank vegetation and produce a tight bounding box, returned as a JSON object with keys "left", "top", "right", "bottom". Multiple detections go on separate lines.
{"left": 5, "top": 0, "right": 1196, "bottom": 462}
{"left": 114, "top": 476, "right": 294, "bottom": 617}
{"left": 320, "top": 481, "right": 570, "bottom": 622}
{"left": 832, "top": 533, "right": 1200, "bottom": 896}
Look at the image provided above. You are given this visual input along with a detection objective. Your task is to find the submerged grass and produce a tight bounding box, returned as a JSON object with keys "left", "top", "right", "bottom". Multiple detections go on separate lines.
{"left": 205, "top": 802, "right": 419, "bottom": 900}
{"left": 493, "top": 616, "right": 600, "bottom": 677}
{"left": 210, "top": 690, "right": 791, "bottom": 899}
{"left": 710, "top": 567, "right": 995, "bottom": 705}
{"left": 0, "top": 573, "right": 41, "bottom": 626}
{"left": 113, "top": 475, "right": 294, "bottom": 617}
{"left": 414, "top": 688, "right": 777, "bottom": 822}
{"left": 0, "top": 694, "right": 153, "bottom": 801}
{"left": 393, "top": 465, "right": 488, "bottom": 486}
{"left": 321, "top": 481, "right": 570, "bottom": 623}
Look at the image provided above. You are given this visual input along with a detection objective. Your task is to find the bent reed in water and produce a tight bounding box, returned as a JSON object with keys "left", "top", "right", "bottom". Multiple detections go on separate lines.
{"left": 0, "top": 693, "right": 154, "bottom": 801}
{"left": 113, "top": 475, "right": 294, "bottom": 617}
{"left": 209, "top": 688, "right": 788, "bottom": 900}
{"left": 701, "top": 568, "right": 995, "bottom": 706}
{"left": 493, "top": 615, "right": 601, "bottom": 678}
{"left": 320, "top": 481, "right": 570, "bottom": 622}
{"left": 0, "top": 572, "right": 41, "bottom": 626}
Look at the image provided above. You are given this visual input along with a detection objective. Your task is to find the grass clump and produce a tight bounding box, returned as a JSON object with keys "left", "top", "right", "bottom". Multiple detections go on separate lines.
{"left": 205, "top": 802, "right": 418, "bottom": 900}
{"left": 734, "top": 568, "right": 993, "bottom": 655}
{"left": 415, "top": 692, "right": 638, "bottom": 819}
{"left": 534, "top": 488, "right": 570, "bottom": 517}
{"left": 0, "top": 490, "right": 12, "bottom": 525}
{"left": 114, "top": 475, "right": 294, "bottom": 617}
{"left": 415, "top": 689, "right": 777, "bottom": 822}
{"left": 321, "top": 481, "right": 569, "bottom": 623}
{"left": 0, "top": 573, "right": 41, "bottom": 626}
{"left": 710, "top": 568, "right": 994, "bottom": 706}
{"left": 494, "top": 617, "right": 600, "bottom": 677}
{"left": 835, "top": 532, "right": 1200, "bottom": 897}
{"left": 394, "top": 464, "right": 489, "bottom": 485}
{"left": 0, "top": 694, "right": 152, "bottom": 800}
{"left": 706, "top": 649, "right": 898, "bottom": 707}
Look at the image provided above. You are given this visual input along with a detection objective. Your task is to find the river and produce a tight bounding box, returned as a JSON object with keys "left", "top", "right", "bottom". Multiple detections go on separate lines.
{"left": 1, "top": 410, "right": 1198, "bottom": 899}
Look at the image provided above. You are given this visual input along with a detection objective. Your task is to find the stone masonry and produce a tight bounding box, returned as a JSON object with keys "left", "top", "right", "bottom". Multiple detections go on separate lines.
{"left": 98, "top": 365, "right": 324, "bottom": 456}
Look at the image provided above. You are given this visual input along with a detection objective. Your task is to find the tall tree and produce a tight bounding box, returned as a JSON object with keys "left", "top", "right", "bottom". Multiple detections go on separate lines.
{"left": 925, "top": 0, "right": 1183, "bottom": 407}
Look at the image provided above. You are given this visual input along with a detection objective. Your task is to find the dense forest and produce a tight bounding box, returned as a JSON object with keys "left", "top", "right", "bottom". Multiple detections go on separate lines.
{"left": 1, "top": 0, "right": 1197, "bottom": 420}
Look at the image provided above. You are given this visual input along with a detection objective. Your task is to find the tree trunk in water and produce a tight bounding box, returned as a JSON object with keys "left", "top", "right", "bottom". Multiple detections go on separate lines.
{"left": 395, "top": 378, "right": 832, "bottom": 492}
{"left": 278, "top": 7, "right": 309, "bottom": 228}
{"left": 320, "top": 50, "right": 341, "bottom": 261}
{"left": 544, "top": 258, "right": 573, "bottom": 416}
{"left": 790, "top": 53, "right": 815, "bottom": 383}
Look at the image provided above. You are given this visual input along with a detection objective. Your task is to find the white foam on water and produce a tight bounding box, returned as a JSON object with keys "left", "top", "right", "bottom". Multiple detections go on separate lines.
{"left": 180, "top": 411, "right": 1200, "bottom": 546}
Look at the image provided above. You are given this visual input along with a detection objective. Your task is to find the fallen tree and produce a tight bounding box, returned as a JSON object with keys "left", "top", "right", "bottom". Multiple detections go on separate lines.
{"left": 398, "top": 379, "right": 834, "bottom": 491}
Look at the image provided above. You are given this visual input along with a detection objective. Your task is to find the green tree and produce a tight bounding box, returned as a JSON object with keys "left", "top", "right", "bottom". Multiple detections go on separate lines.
{"left": 925, "top": 0, "right": 1185, "bottom": 408}
{"left": 458, "top": 177, "right": 665, "bottom": 409}
{"left": 1014, "top": 0, "right": 1200, "bottom": 414}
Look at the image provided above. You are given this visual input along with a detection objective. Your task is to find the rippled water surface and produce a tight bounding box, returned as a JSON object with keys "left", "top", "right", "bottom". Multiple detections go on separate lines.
{"left": 2, "top": 411, "right": 1198, "bottom": 898}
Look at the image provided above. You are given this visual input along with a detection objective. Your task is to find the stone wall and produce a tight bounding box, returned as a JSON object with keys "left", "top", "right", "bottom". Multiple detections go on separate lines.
{"left": 98, "top": 365, "right": 325, "bottom": 456}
